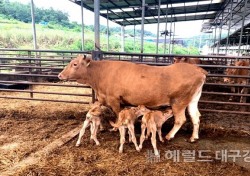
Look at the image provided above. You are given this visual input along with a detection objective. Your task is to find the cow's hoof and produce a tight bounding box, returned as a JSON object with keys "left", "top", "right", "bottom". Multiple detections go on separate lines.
{"left": 160, "top": 139, "right": 165, "bottom": 143}
{"left": 119, "top": 150, "right": 123, "bottom": 154}
{"left": 136, "top": 147, "right": 140, "bottom": 152}
{"left": 75, "top": 143, "right": 80, "bottom": 147}
{"left": 96, "top": 142, "right": 100, "bottom": 146}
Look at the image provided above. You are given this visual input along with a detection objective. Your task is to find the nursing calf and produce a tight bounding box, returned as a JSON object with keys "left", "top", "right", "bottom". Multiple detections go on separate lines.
{"left": 109, "top": 105, "right": 149, "bottom": 153}
{"left": 139, "top": 107, "right": 173, "bottom": 156}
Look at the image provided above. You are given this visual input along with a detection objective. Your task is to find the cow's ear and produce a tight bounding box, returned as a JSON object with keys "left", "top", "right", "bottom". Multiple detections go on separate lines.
{"left": 81, "top": 55, "right": 91, "bottom": 67}
{"left": 85, "top": 58, "right": 91, "bottom": 67}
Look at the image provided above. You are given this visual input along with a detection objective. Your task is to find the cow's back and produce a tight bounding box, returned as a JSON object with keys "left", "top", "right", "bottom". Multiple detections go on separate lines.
{"left": 94, "top": 61, "right": 207, "bottom": 107}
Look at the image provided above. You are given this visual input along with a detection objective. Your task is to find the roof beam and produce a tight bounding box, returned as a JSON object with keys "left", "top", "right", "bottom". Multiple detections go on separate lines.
{"left": 102, "top": 3, "right": 222, "bottom": 20}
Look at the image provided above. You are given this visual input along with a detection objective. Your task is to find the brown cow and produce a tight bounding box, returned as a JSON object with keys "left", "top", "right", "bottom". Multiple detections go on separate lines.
{"left": 58, "top": 55, "right": 207, "bottom": 142}
{"left": 173, "top": 57, "right": 201, "bottom": 64}
{"left": 224, "top": 60, "right": 249, "bottom": 103}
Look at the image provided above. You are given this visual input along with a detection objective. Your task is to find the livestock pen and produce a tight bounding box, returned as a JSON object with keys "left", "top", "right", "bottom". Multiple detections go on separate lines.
{"left": 0, "top": 49, "right": 249, "bottom": 175}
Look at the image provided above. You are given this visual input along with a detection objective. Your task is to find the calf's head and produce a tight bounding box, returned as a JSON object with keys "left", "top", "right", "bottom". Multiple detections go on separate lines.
{"left": 58, "top": 55, "right": 91, "bottom": 82}
{"left": 86, "top": 101, "right": 102, "bottom": 119}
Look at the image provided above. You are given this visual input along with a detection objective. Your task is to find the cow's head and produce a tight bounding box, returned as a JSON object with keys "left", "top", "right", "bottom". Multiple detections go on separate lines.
{"left": 223, "top": 64, "right": 235, "bottom": 83}
{"left": 58, "top": 54, "right": 91, "bottom": 82}
{"left": 173, "top": 57, "right": 187, "bottom": 63}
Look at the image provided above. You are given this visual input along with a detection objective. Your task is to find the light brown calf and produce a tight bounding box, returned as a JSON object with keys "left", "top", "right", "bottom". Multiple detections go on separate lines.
{"left": 110, "top": 105, "right": 149, "bottom": 153}
{"left": 76, "top": 102, "right": 104, "bottom": 147}
{"left": 139, "top": 107, "right": 173, "bottom": 156}
{"left": 224, "top": 60, "right": 249, "bottom": 103}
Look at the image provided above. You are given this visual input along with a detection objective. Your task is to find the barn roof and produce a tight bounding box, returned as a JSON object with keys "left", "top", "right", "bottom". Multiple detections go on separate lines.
{"left": 70, "top": 0, "right": 226, "bottom": 26}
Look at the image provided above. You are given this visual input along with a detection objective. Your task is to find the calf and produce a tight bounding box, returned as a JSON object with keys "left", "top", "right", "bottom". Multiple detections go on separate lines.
{"left": 110, "top": 105, "right": 149, "bottom": 153}
{"left": 173, "top": 57, "right": 201, "bottom": 64}
{"left": 139, "top": 107, "right": 173, "bottom": 156}
{"left": 224, "top": 60, "right": 249, "bottom": 103}
{"left": 76, "top": 102, "right": 104, "bottom": 147}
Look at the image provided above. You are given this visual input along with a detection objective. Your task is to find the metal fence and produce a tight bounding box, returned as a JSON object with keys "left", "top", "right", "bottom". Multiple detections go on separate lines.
{"left": 0, "top": 48, "right": 93, "bottom": 104}
{"left": 0, "top": 49, "right": 249, "bottom": 115}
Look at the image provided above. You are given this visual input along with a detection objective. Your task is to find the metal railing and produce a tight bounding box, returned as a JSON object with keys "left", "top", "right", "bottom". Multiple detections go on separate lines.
{"left": 0, "top": 49, "right": 249, "bottom": 115}
{"left": 0, "top": 49, "right": 93, "bottom": 104}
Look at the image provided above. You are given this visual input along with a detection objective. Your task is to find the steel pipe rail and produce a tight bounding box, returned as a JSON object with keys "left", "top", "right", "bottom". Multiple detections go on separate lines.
{"left": 0, "top": 49, "right": 249, "bottom": 115}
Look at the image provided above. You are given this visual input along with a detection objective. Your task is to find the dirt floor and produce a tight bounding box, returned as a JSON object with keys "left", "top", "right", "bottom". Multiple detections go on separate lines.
{"left": 0, "top": 85, "right": 250, "bottom": 176}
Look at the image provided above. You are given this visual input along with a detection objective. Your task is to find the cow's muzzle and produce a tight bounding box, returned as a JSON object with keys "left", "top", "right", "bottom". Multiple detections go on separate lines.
{"left": 58, "top": 73, "right": 67, "bottom": 80}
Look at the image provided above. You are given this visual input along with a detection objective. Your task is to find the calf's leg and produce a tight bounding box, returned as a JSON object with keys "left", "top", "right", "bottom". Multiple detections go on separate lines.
{"left": 118, "top": 126, "right": 126, "bottom": 153}
{"left": 150, "top": 125, "right": 159, "bottom": 156}
{"left": 76, "top": 119, "right": 90, "bottom": 147}
{"left": 90, "top": 121, "right": 100, "bottom": 145}
{"left": 139, "top": 123, "right": 146, "bottom": 150}
{"left": 157, "top": 127, "right": 164, "bottom": 143}
{"left": 127, "top": 124, "right": 139, "bottom": 151}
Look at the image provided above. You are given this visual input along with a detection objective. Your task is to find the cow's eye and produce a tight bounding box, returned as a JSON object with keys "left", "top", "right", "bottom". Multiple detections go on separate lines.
{"left": 73, "top": 63, "right": 77, "bottom": 67}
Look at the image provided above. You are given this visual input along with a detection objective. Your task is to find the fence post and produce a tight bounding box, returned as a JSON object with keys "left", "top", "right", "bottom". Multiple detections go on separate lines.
{"left": 28, "top": 51, "right": 33, "bottom": 98}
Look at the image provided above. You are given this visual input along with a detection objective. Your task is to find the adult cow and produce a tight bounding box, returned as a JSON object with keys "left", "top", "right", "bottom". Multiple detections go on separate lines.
{"left": 173, "top": 57, "right": 201, "bottom": 64}
{"left": 58, "top": 55, "right": 207, "bottom": 142}
{"left": 224, "top": 60, "right": 249, "bottom": 103}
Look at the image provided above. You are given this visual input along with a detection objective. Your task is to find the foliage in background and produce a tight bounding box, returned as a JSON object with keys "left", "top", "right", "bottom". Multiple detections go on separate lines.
{"left": 0, "top": 0, "right": 201, "bottom": 54}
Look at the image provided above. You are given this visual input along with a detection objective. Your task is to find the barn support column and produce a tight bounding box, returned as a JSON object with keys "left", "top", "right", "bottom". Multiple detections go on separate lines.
{"left": 164, "top": 4, "right": 168, "bottom": 54}
{"left": 140, "top": 0, "right": 145, "bottom": 53}
{"left": 94, "top": 0, "right": 100, "bottom": 52}
{"left": 217, "top": 12, "right": 224, "bottom": 55}
{"left": 30, "top": 0, "right": 37, "bottom": 49}
{"left": 106, "top": 9, "right": 109, "bottom": 51}
{"left": 226, "top": 0, "right": 233, "bottom": 55}
{"left": 212, "top": 26, "right": 217, "bottom": 54}
{"left": 172, "top": 22, "right": 175, "bottom": 54}
{"left": 121, "top": 25, "right": 125, "bottom": 52}
{"left": 169, "top": 16, "right": 173, "bottom": 54}
{"left": 81, "top": 0, "right": 84, "bottom": 51}
{"left": 238, "top": 0, "right": 248, "bottom": 56}
{"left": 156, "top": 0, "right": 161, "bottom": 54}
{"left": 134, "top": 25, "right": 136, "bottom": 52}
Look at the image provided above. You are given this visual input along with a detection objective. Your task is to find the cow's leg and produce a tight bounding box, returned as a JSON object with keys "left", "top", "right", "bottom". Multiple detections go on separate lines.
{"left": 229, "top": 87, "right": 235, "bottom": 101}
{"left": 165, "top": 105, "right": 186, "bottom": 141}
{"left": 188, "top": 88, "right": 202, "bottom": 142}
{"left": 151, "top": 125, "right": 159, "bottom": 156}
{"left": 240, "top": 87, "right": 247, "bottom": 103}
{"left": 108, "top": 99, "right": 121, "bottom": 132}
{"left": 157, "top": 127, "right": 164, "bottom": 143}
{"left": 76, "top": 119, "right": 90, "bottom": 147}
{"left": 118, "top": 126, "right": 126, "bottom": 153}
{"left": 127, "top": 124, "right": 139, "bottom": 151}
{"left": 139, "top": 123, "right": 146, "bottom": 150}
